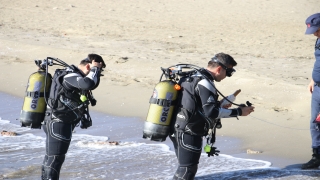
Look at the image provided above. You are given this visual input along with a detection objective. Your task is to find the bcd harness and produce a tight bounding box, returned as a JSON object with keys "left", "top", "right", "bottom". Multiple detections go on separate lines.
{"left": 173, "top": 72, "right": 219, "bottom": 136}
{"left": 172, "top": 69, "right": 221, "bottom": 157}
{"left": 19, "top": 57, "right": 97, "bottom": 129}
{"left": 41, "top": 59, "right": 95, "bottom": 128}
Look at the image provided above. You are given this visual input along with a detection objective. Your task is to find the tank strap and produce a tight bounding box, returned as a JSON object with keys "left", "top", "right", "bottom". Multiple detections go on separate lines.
{"left": 26, "top": 91, "right": 49, "bottom": 98}
{"left": 149, "top": 97, "right": 176, "bottom": 107}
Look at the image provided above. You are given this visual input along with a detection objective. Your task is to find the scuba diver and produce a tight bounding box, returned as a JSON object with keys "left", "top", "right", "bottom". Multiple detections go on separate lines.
{"left": 169, "top": 53, "right": 255, "bottom": 179}
{"left": 41, "top": 54, "right": 105, "bottom": 180}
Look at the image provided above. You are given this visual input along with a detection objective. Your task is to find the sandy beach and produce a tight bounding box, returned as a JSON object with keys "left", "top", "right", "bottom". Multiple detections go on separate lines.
{"left": 1, "top": 0, "right": 320, "bottom": 170}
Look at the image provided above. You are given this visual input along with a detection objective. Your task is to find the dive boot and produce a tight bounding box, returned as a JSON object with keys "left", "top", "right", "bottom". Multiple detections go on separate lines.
{"left": 301, "top": 149, "right": 320, "bottom": 169}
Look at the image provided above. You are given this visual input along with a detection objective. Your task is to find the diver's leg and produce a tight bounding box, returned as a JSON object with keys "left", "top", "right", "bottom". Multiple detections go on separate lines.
{"left": 41, "top": 120, "right": 73, "bottom": 180}
{"left": 172, "top": 132, "right": 202, "bottom": 180}
{"left": 302, "top": 84, "right": 320, "bottom": 169}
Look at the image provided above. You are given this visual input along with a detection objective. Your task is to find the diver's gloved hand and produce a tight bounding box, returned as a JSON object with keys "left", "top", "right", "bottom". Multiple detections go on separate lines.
{"left": 90, "top": 60, "right": 104, "bottom": 69}
{"left": 238, "top": 101, "right": 254, "bottom": 116}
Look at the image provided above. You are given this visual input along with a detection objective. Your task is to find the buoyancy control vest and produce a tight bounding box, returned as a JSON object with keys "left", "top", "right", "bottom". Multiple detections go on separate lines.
{"left": 46, "top": 66, "right": 87, "bottom": 123}
{"left": 173, "top": 69, "right": 219, "bottom": 136}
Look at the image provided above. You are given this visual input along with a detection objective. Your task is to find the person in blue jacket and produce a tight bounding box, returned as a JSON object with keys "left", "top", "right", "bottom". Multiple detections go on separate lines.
{"left": 302, "top": 13, "right": 320, "bottom": 169}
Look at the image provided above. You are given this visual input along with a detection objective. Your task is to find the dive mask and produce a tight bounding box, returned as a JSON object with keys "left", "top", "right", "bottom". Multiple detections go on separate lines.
{"left": 211, "top": 57, "right": 236, "bottom": 77}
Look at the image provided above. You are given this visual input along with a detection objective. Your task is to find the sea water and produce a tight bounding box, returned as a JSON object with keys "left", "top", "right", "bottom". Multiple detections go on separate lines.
{"left": 0, "top": 92, "right": 319, "bottom": 180}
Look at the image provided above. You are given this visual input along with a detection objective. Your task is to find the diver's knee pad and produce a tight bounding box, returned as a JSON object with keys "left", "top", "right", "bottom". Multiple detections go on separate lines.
{"left": 41, "top": 154, "right": 65, "bottom": 180}
{"left": 173, "top": 164, "right": 198, "bottom": 180}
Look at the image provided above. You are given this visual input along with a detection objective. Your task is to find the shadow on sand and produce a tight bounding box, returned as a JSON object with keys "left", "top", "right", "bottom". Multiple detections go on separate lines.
{"left": 196, "top": 164, "right": 320, "bottom": 180}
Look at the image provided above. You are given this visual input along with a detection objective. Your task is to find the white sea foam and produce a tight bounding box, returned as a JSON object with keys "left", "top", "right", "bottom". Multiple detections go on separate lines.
{"left": 0, "top": 119, "right": 45, "bottom": 154}
{"left": 0, "top": 119, "right": 31, "bottom": 133}
{"left": 50, "top": 132, "right": 273, "bottom": 179}
{"left": 1, "top": 117, "right": 320, "bottom": 180}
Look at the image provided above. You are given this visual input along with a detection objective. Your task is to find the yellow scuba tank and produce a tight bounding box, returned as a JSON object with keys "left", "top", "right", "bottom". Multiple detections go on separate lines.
{"left": 19, "top": 70, "right": 52, "bottom": 128}
{"left": 143, "top": 80, "right": 180, "bottom": 141}
{"left": 143, "top": 64, "right": 204, "bottom": 141}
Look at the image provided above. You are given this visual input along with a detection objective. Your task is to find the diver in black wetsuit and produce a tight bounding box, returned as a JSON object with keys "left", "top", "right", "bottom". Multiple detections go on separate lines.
{"left": 170, "top": 53, "right": 255, "bottom": 180}
{"left": 41, "top": 54, "right": 105, "bottom": 180}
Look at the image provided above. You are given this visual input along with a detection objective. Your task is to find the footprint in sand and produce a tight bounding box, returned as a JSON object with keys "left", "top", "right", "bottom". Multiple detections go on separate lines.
{"left": 115, "top": 57, "right": 128, "bottom": 63}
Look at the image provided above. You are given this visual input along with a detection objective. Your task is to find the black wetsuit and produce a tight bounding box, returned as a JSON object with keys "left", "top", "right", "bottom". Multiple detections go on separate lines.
{"left": 170, "top": 69, "right": 241, "bottom": 180}
{"left": 41, "top": 65, "right": 101, "bottom": 180}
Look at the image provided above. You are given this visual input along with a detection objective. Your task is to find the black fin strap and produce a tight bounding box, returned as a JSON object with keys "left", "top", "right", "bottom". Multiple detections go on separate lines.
{"left": 25, "top": 91, "right": 49, "bottom": 98}
{"left": 149, "top": 97, "right": 176, "bottom": 107}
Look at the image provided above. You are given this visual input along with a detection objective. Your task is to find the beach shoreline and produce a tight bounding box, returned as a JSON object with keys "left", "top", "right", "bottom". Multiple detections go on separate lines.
{"left": 0, "top": 91, "right": 306, "bottom": 169}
